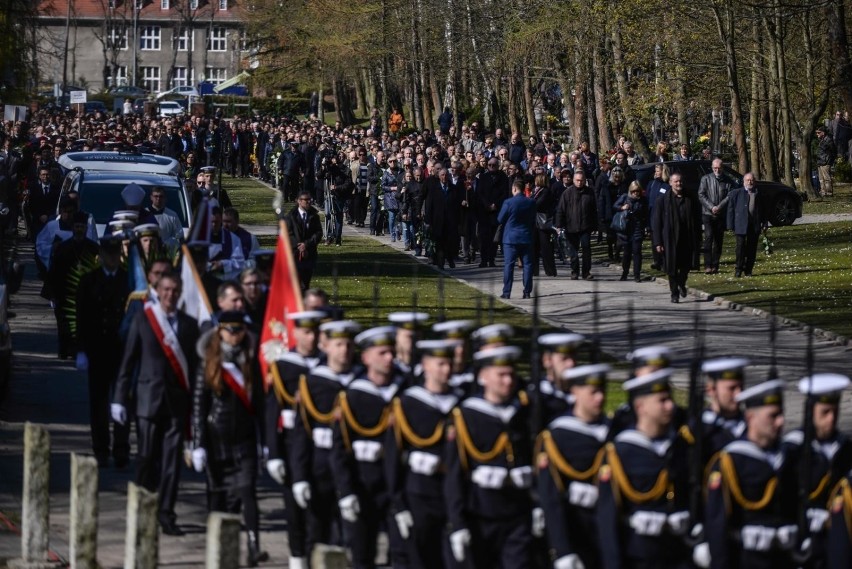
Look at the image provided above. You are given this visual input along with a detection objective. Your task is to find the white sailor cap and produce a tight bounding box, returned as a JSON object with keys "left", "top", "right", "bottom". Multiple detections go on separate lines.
{"left": 623, "top": 367, "right": 674, "bottom": 396}
{"left": 473, "top": 345, "right": 522, "bottom": 367}
{"left": 286, "top": 310, "right": 327, "bottom": 329}
{"left": 416, "top": 339, "right": 462, "bottom": 359}
{"left": 113, "top": 210, "right": 139, "bottom": 221}
{"left": 627, "top": 346, "right": 673, "bottom": 369}
{"left": 133, "top": 223, "right": 161, "bottom": 238}
{"left": 388, "top": 311, "right": 430, "bottom": 330}
{"left": 200, "top": 166, "right": 216, "bottom": 173}
{"left": 736, "top": 379, "right": 785, "bottom": 409}
{"left": 798, "top": 373, "right": 850, "bottom": 403}
{"left": 319, "top": 319, "right": 361, "bottom": 339}
{"left": 432, "top": 319, "right": 475, "bottom": 339}
{"left": 107, "top": 219, "right": 134, "bottom": 235}
{"left": 354, "top": 326, "right": 397, "bottom": 349}
{"left": 120, "top": 183, "right": 146, "bottom": 207}
{"left": 702, "top": 357, "right": 750, "bottom": 381}
{"left": 563, "top": 363, "right": 610, "bottom": 387}
{"left": 539, "top": 333, "right": 586, "bottom": 354}
{"left": 471, "top": 323, "right": 514, "bottom": 345}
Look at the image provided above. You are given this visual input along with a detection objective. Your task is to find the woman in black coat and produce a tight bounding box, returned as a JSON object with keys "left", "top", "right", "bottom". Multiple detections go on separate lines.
{"left": 531, "top": 173, "right": 557, "bottom": 277}
{"left": 613, "top": 181, "right": 649, "bottom": 282}
{"left": 192, "top": 311, "right": 268, "bottom": 566}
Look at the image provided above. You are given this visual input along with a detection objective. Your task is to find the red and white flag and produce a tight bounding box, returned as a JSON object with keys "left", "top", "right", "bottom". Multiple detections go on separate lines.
{"left": 259, "top": 220, "right": 304, "bottom": 389}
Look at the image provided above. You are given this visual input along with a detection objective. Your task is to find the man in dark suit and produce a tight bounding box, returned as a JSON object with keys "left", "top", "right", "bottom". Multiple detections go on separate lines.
{"left": 726, "top": 173, "right": 767, "bottom": 278}
{"left": 423, "top": 167, "right": 462, "bottom": 270}
{"left": 76, "top": 236, "right": 130, "bottom": 467}
{"left": 112, "top": 273, "right": 200, "bottom": 536}
{"left": 157, "top": 124, "right": 183, "bottom": 160}
{"left": 498, "top": 180, "right": 536, "bottom": 298}
{"left": 28, "top": 165, "right": 61, "bottom": 238}
{"left": 652, "top": 172, "right": 700, "bottom": 303}
{"left": 284, "top": 190, "right": 323, "bottom": 291}
{"left": 476, "top": 158, "right": 510, "bottom": 267}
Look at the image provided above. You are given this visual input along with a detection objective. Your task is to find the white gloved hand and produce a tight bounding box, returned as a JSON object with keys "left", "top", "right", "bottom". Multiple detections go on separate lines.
{"left": 554, "top": 553, "right": 586, "bottom": 569}
{"left": 692, "top": 543, "right": 710, "bottom": 568}
{"left": 110, "top": 403, "right": 127, "bottom": 425}
{"left": 776, "top": 524, "right": 798, "bottom": 549}
{"left": 266, "top": 459, "right": 286, "bottom": 485}
{"left": 191, "top": 448, "right": 207, "bottom": 473}
{"left": 532, "top": 507, "right": 545, "bottom": 538}
{"left": 667, "top": 511, "right": 691, "bottom": 535}
{"left": 395, "top": 510, "right": 414, "bottom": 540}
{"left": 449, "top": 528, "right": 471, "bottom": 562}
{"left": 292, "top": 481, "right": 312, "bottom": 509}
{"left": 75, "top": 352, "right": 89, "bottom": 371}
{"left": 338, "top": 494, "right": 360, "bottom": 522}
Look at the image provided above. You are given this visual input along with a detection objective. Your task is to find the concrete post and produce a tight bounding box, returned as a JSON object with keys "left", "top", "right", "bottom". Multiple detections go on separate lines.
{"left": 205, "top": 512, "right": 241, "bottom": 569}
{"left": 69, "top": 453, "right": 99, "bottom": 569}
{"left": 124, "top": 482, "right": 159, "bottom": 569}
{"left": 8, "top": 422, "right": 58, "bottom": 569}
{"left": 310, "top": 544, "right": 348, "bottom": 569}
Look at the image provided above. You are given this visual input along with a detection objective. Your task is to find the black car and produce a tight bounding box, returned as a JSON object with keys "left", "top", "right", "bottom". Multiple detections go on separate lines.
{"left": 633, "top": 160, "right": 803, "bottom": 226}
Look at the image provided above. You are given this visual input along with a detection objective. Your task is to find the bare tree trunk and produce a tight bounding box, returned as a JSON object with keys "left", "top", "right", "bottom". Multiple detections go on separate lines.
{"left": 795, "top": 13, "right": 829, "bottom": 200}
{"left": 611, "top": 27, "right": 649, "bottom": 159}
{"left": 672, "top": 36, "right": 688, "bottom": 147}
{"left": 593, "top": 42, "right": 613, "bottom": 152}
{"left": 355, "top": 73, "right": 367, "bottom": 118}
{"left": 769, "top": 3, "right": 795, "bottom": 187}
{"left": 711, "top": 0, "right": 748, "bottom": 173}
{"left": 507, "top": 71, "right": 521, "bottom": 135}
{"left": 829, "top": 0, "right": 852, "bottom": 112}
{"left": 429, "top": 65, "right": 442, "bottom": 121}
{"left": 523, "top": 72, "right": 538, "bottom": 138}
{"left": 586, "top": 83, "right": 598, "bottom": 152}
{"left": 573, "top": 46, "right": 588, "bottom": 145}
{"left": 749, "top": 18, "right": 762, "bottom": 177}
{"left": 317, "top": 82, "right": 325, "bottom": 123}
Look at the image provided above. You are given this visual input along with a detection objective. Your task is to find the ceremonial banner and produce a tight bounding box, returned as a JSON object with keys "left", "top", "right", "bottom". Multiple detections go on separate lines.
{"left": 177, "top": 244, "right": 213, "bottom": 325}
{"left": 259, "top": 220, "right": 304, "bottom": 388}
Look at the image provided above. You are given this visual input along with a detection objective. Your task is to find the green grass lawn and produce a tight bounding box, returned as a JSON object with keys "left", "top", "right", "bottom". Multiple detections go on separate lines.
{"left": 222, "top": 176, "right": 280, "bottom": 227}
{"left": 801, "top": 181, "right": 852, "bottom": 215}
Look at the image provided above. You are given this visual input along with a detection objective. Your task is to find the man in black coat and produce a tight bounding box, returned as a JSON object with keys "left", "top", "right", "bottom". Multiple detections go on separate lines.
{"left": 157, "top": 124, "right": 183, "bottom": 160}
{"left": 652, "top": 172, "right": 700, "bottom": 303}
{"left": 476, "top": 158, "right": 509, "bottom": 268}
{"left": 554, "top": 171, "right": 598, "bottom": 280}
{"left": 284, "top": 190, "right": 324, "bottom": 291}
{"left": 28, "top": 165, "right": 61, "bottom": 238}
{"left": 423, "top": 167, "right": 462, "bottom": 270}
{"left": 76, "top": 236, "right": 130, "bottom": 467}
{"left": 726, "top": 173, "right": 767, "bottom": 278}
{"left": 112, "top": 273, "right": 200, "bottom": 536}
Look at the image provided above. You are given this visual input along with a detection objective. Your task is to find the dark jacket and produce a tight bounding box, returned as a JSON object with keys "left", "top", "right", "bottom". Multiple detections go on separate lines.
{"left": 613, "top": 194, "right": 648, "bottom": 243}
{"left": 423, "top": 177, "right": 462, "bottom": 242}
{"left": 651, "top": 190, "right": 700, "bottom": 273}
{"left": 497, "top": 193, "right": 536, "bottom": 245}
{"left": 476, "top": 170, "right": 510, "bottom": 221}
{"left": 76, "top": 266, "right": 130, "bottom": 357}
{"left": 28, "top": 181, "right": 61, "bottom": 221}
{"left": 817, "top": 133, "right": 837, "bottom": 166}
{"left": 698, "top": 173, "right": 732, "bottom": 217}
{"left": 726, "top": 187, "right": 766, "bottom": 235}
{"left": 401, "top": 179, "right": 423, "bottom": 221}
{"left": 284, "top": 205, "right": 323, "bottom": 261}
{"left": 555, "top": 184, "right": 598, "bottom": 234}
{"left": 532, "top": 184, "right": 557, "bottom": 220}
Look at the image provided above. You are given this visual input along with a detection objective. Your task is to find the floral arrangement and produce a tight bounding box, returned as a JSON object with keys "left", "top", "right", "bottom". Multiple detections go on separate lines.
{"left": 762, "top": 227, "right": 774, "bottom": 255}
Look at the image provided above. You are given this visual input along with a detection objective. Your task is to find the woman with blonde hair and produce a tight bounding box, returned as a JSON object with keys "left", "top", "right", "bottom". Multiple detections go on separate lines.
{"left": 191, "top": 311, "right": 268, "bottom": 566}
{"left": 613, "top": 181, "right": 649, "bottom": 281}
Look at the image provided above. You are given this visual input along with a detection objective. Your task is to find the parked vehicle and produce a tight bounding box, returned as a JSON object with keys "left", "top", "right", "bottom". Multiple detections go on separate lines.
{"left": 108, "top": 85, "right": 149, "bottom": 98}
{"left": 158, "top": 101, "right": 185, "bottom": 118}
{"left": 633, "top": 160, "right": 803, "bottom": 226}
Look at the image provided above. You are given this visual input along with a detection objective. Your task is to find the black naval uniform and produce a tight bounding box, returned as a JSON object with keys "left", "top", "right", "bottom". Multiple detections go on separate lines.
{"left": 536, "top": 414, "right": 609, "bottom": 567}
{"left": 290, "top": 365, "right": 353, "bottom": 549}
{"left": 444, "top": 394, "right": 534, "bottom": 568}
{"left": 330, "top": 376, "right": 405, "bottom": 569}
{"left": 386, "top": 385, "right": 459, "bottom": 568}
{"left": 704, "top": 439, "right": 798, "bottom": 569}
{"left": 596, "top": 428, "right": 692, "bottom": 569}
{"left": 699, "top": 409, "right": 746, "bottom": 457}
{"left": 827, "top": 473, "right": 852, "bottom": 569}
{"left": 535, "top": 378, "right": 573, "bottom": 425}
{"left": 781, "top": 429, "right": 852, "bottom": 569}
{"left": 266, "top": 351, "right": 319, "bottom": 562}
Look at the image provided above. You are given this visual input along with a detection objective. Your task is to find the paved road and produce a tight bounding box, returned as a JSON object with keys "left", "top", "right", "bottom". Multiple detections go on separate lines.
{"left": 798, "top": 212, "right": 852, "bottom": 224}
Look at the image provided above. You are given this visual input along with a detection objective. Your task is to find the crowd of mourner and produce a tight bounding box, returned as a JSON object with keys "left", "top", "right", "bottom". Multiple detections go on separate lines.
{"left": 0, "top": 103, "right": 850, "bottom": 569}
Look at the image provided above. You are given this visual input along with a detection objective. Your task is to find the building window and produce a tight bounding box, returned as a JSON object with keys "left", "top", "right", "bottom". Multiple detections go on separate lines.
{"left": 142, "top": 66, "right": 161, "bottom": 92}
{"left": 140, "top": 26, "right": 161, "bottom": 50}
{"left": 135, "top": 0, "right": 143, "bottom": 9}
{"left": 176, "top": 28, "right": 193, "bottom": 51}
{"left": 239, "top": 29, "right": 250, "bottom": 51}
{"left": 108, "top": 0, "right": 115, "bottom": 8}
{"left": 172, "top": 67, "right": 194, "bottom": 88}
{"left": 190, "top": 0, "right": 198, "bottom": 8}
{"left": 218, "top": 0, "right": 228, "bottom": 10}
{"left": 207, "top": 27, "right": 227, "bottom": 51}
{"left": 108, "top": 25, "right": 128, "bottom": 50}
{"left": 115, "top": 66, "right": 128, "bottom": 86}
{"left": 161, "top": 0, "right": 169, "bottom": 8}
{"left": 205, "top": 67, "right": 227, "bottom": 85}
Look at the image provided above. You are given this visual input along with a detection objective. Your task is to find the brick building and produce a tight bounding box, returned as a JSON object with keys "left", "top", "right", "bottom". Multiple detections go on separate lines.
{"left": 36, "top": 0, "right": 250, "bottom": 93}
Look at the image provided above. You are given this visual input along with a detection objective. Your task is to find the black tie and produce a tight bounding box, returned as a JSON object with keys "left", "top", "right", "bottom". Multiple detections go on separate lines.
{"left": 302, "top": 212, "right": 308, "bottom": 230}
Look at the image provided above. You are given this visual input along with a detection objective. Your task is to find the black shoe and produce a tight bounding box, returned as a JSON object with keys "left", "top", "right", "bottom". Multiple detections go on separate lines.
{"left": 488, "top": 261, "right": 496, "bottom": 267}
{"left": 479, "top": 262, "right": 488, "bottom": 268}
{"left": 634, "top": 276, "right": 642, "bottom": 283}
{"left": 583, "top": 274, "right": 594, "bottom": 280}
{"left": 671, "top": 295, "right": 679, "bottom": 303}
{"left": 247, "top": 531, "right": 269, "bottom": 567}
{"left": 620, "top": 273, "right": 628, "bottom": 281}
{"left": 745, "top": 272, "right": 752, "bottom": 277}
{"left": 522, "top": 292, "right": 531, "bottom": 299}
{"left": 570, "top": 274, "right": 579, "bottom": 280}
{"left": 679, "top": 285, "right": 687, "bottom": 298}
{"left": 500, "top": 293, "right": 510, "bottom": 299}
{"left": 735, "top": 271, "right": 742, "bottom": 278}
{"left": 448, "top": 259, "right": 455, "bottom": 268}
{"left": 160, "top": 520, "right": 184, "bottom": 536}
{"left": 464, "top": 256, "right": 471, "bottom": 264}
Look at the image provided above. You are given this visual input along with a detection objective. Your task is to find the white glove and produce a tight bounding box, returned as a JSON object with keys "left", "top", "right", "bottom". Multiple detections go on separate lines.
{"left": 266, "top": 459, "right": 286, "bottom": 485}
{"left": 554, "top": 553, "right": 586, "bottom": 569}
{"left": 667, "top": 511, "right": 690, "bottom": 535}
{"left": 395, "top": 510, "right": 414, "bottom": 540}
{"left": 191, "top": 448, "right": 207, "bottom": 473}
{"left": 509, "top": 466, "right": 533, "bottom": 488}
{"left": 692, "top": 543, "right": 710, "bottom": 568}
{"left": 338, "top": 494, "right": 360, "bottom": 522}
{"left": 292, "top": 481, "right": 312, "bottom": 509}
{"left": 110, "top": 403, "right": 127, "bottom": 425}
{"left": 532, "top": 507, "right": 545, "bottom": 538}
{"left": 776, "top": 524, "right": 798, "bottom": 549}
{"left": 449, "top": 528, "right": 471, "bottom": 562}
{"left": 75, "top": 352, "right": 89, "bottom": 371}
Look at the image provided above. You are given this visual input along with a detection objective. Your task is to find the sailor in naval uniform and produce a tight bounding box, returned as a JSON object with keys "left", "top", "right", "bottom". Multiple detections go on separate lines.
{"left": 432, "top": 319, "right": 476, "bottom": 395}
{"left": 536, "top": 363, "right": 610, "bottom": 569}
{"left": 264, "top": 310, "right": 326, "bottom": 569}
{"left": 610, "top": 345, "right": 674, "bottom": 438}
{"left": 703, "top": 379, "right": 798, "bottom": 569}
{"left": 449, "top": 322, "right": 513, "bottom": 399}
{"left": 781, "top": 373, "right": 852, "bottom": 569}
{"left": 827, "top": 466, "right": 852, "bottom": 569}
{"left": 387, "top": 311, "right": 429, "bottom": 379}
{"left": 329, "top": 326, "right": 409, "bottom": 569}
{"left": 700, "top": 358, "right": 748, "bottom": 457}
{"left": 535, "top": 333, "right": 586, "bottom": 424}
{"left": 385, "top": 339, "right": 463, "bottom": 568}
{"left": 597, "top": 368, "right": 692, "bottom": 569}
{"left": 444, "top": 345, "right": 535, "bottom": 568}
{"left": 288, "top": 320, "right": 360, "bottom": 562}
